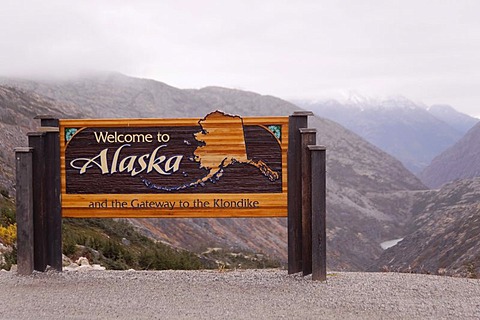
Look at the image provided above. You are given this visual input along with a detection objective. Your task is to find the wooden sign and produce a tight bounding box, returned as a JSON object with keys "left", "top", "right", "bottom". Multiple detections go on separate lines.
{"left": 59, "top": 111, "right": 288, "bottom": 218}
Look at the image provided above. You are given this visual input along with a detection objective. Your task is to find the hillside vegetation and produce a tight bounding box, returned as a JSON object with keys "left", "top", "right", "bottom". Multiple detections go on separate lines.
{"left": 62, "top": 218, "right": 204, "bottom": 270}
{"left": 0, "top": 193, "right": 205, "bottom": 271}
{"left": 1, "top": 201, "right": 280, "bottom": 271}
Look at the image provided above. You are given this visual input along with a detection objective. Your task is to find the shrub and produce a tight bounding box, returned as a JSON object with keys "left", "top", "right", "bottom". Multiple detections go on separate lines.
{"left": 0, "top": 223, "right": 16, "bottom": 246}
{"left": 62, "top": 218, "right": 205, "bottom": 270}
{"left": 0, "top": 206, "right": 15, "bottom": 227}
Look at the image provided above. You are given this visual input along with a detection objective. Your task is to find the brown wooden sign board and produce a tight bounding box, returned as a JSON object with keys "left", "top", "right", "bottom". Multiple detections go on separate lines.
{"left": 60, "top": 111, "right": 288, "bottom": 218}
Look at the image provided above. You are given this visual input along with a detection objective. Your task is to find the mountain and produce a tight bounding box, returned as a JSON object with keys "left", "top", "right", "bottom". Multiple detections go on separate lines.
{"left": 419, "top": 122, "right": 480, "bottom": 188}
{"left": 427, "top": 104, "right": 479, "bottom": 134}
{"left": 0, "top": 73, "right": 427, "bottom": 270}
{"left": 0, "top": 86, "right": 82, "bottom": 192}
{"left": 294, "top": 97, "right": 477, "bottom": 174}
{"left": 371, "top": 177, "right": 480, "bottom": 278}
{"left": 0, "top": 73, "right": 208, "bottom": 118}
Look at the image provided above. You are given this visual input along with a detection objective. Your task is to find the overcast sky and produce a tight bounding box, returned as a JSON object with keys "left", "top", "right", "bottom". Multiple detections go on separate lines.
{"left": 1, "top": 0, "right": 480, "bottom": 117}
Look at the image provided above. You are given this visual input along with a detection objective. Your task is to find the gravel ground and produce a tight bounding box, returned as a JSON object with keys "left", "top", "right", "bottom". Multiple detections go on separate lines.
{"left": 0, "top": 269, "right": 479, "bottom": 319}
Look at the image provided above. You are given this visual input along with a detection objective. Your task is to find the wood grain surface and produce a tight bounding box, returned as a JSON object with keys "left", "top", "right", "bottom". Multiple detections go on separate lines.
{"left": 59, "top": 113, "right": 288, "bottom": 218}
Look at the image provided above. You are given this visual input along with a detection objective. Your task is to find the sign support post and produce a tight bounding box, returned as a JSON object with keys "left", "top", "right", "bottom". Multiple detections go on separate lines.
{"left": 36, "top": 115, "right": 62, "bottom": 271}
{"left": 28, "top": 132, "right": 48, "bottom": 271}
{"left": 310, "top": 145, "right": 327, "bottom": 281}
{"left": 15, "top": 147, "right": 34, "bottom": 275}
{"left": 287, "top": 111, "right": 313, "bottom": 274}
{"left": 300, "top": 128, "right": 316, "bottom": 276}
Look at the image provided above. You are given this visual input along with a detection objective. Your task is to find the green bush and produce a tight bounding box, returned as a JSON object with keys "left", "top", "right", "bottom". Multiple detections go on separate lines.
{"left": 0, "top": 204, "right": 15, "bottom": 227}
{"left": 62, "top": 218, "right": 205, "bottom": 270}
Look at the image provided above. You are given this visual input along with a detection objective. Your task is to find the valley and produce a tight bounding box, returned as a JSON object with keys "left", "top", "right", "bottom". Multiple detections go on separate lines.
{"left": 0, "top": 73, "right": 479, "bottom": 277}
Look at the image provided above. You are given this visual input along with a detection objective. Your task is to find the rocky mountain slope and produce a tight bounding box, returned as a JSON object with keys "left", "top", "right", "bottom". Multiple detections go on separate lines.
{"left": 0, "top": 86, "right": 82, "bottom": 191}
{"left": 372, "top": 177, "right": 480, "bottom": 278}
{"left": 294, "top": 97, "right": 477, "bottom": 174}
{"left": 0, "top": 74, "right": 427, "bottom": 270}
{"left": 419, "top": 122, "right": 480, "bottom": 188}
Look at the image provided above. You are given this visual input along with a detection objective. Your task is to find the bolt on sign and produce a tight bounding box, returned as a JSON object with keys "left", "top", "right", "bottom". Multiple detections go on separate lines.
{"left": 59, "top": 111, "right": 289, "bottom": 218}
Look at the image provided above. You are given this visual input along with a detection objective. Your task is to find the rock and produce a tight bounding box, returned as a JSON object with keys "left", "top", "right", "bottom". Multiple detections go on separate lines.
{"left": 62, "top": 254, "right": 73, "bottom": 267}
{"left": 78, "top": 265, "right": 93, "bottom": 271}
{"left": 0, "top": 243, "right": 11, "bottom": 254}
{"left": 91, "top": 264, "right": 106, "bottom": 271}
{"left": 45, "top": 265, "right": 57, "bottom": 272}
{"left": 63, "top": 262, "right": 80, "bottom": 272}
{"left": 76, "top": 257, "right": 90, "bottom": 266}
{"left": 63, "top": 261, "right": 106, "bottom": 272}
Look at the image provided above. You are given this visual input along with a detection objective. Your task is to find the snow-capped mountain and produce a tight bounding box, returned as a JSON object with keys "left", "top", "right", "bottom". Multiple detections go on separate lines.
{"left": 293, "top": 96, "right": 478, "bottom": 174}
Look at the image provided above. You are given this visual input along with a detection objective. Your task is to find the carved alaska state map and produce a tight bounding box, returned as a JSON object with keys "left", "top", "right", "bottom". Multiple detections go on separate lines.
{"left": 142, "top": 111, "right": 280, "bottom": 191}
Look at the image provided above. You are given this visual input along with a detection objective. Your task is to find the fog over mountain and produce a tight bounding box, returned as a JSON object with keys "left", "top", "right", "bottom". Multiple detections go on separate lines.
{"left": 2, "top": 1, "right": 480, "bottom": 120}
{"left": 294, "top": 96, "right": 478, "bottom": 174}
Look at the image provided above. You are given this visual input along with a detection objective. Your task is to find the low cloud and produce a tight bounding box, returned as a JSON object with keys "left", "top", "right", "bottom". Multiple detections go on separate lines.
{"left": 1, "top": 0, "right": 479, "bottom": 116}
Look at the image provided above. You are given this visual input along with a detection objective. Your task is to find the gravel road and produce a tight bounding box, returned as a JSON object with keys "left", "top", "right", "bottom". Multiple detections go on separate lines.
{"left": 0, "top": 269, "right": 479, "bottom": 319}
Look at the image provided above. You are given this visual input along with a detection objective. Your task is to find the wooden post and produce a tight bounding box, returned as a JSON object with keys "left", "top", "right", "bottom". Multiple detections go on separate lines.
{"left": 300, "top": 128, "right": 316, "bottom": 276}
{"left": 35, "top": 115, "right": 57, "bottom": 127}
{"left": 15, "top": 147, "right": 34, "bottom": 275}
{"left": 28, "top": 132, "right": 47, "bottom": 272}
{"left": 38, "top": 116, "right": 62, "bottom": 272}
{"left": 310, "top": 145, "right": 327, "bottom": 281}
{"left": 287, "top": 111, "right": 313, "bottom": 274}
